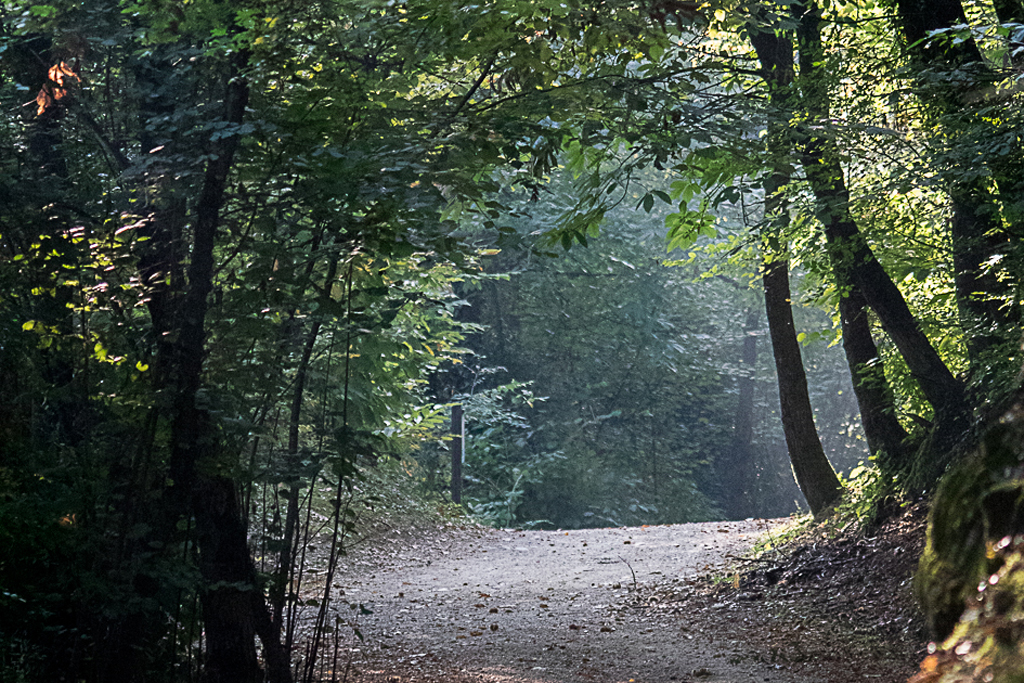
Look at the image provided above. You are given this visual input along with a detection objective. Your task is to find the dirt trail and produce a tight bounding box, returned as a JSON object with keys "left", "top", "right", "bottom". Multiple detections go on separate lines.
{"left": 332, "top": 519, "right": 813, "bottom": 683}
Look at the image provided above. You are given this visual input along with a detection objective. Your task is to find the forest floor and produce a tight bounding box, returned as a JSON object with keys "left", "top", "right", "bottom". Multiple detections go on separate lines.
{"left": 310, "top": 505, "right": 928, "bottom": 683}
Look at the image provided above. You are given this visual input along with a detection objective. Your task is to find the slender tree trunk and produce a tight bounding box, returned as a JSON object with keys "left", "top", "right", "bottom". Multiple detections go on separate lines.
{"left": 788, "top": 2, "right": 912, "bottom": 472}
{"left": 794, "top": 141, "right": 965, "bottom": 419}
{"left": 889, "top": 0, "right": 1019, "bottom": 372}
{"left": 837, "top": 289, "right": 911, "bottom": 470}
{"left": 272, "top": 254, "right": 337, "bottom": 655}
{"left": 750, "top": 26, "right": 843, "bottom": 518}
{"left": 763, "top": 238, "right": 843, "bottom": 517}
{"left": 160, "top": 50, "right": 290, "bottom": 683}
{"left": 790, "top": 1, "right": 969, "bottom": 457}
{"left": 271, "top": 324, "right": 318, "bottom": 636}
{"left": 719, "top": 307, "right": 759, "bottom": 519}
{"left": 821, "top": 209, "right": 967, "bottom": 421}
{"left": 167, "top": 53, "right": 257, "bottom": 683}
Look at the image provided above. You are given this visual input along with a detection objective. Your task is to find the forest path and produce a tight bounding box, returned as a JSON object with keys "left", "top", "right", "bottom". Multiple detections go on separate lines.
{"left": 330, "top": 519, "right": 824, "bottom": 683}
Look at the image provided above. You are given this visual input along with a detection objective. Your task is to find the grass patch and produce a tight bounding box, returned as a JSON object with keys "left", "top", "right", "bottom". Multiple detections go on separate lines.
{"left": 748, "top": 514, "right": 813, "bottom": 560}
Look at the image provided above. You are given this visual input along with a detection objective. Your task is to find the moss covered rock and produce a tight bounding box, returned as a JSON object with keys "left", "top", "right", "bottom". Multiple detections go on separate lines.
{"left": 910, "top": 539, "right": 1024, "bottom": 683}
{"left": 911, "top": 404, "right": 1024, "bottom": 681}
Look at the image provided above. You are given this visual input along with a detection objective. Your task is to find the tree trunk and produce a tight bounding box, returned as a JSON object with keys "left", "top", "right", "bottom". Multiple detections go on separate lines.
{"left": 790, "top": 1, "right": 969, "bottom": 451}
{"left": 891, "top": 0, "right": 983, "bottom": 65}
{"left": 763, "top": 248, "right": 843, "bottom": 517}
{"left": 889, "top": 0, "right": 1019, "bottom": 373}
{"left": 271, "top": 321, "right": 318, "bottom": 640}
{"left": 193, "top": 476, "right": 261, "bottom": 683}
{"left": 750, "top": 27, "right": 843, "bottom": 518}
{"left": 159, "top": 50, "right": 290, "bottom": 683}
{"left": 787, "top": 1, "right": 911, "bottom": 473}
{"left": 719, "top": 307, "right": 760, "bottom": 519}
{"left": 837, "top": 289, "right": 912, "bottom": 472}
{"left": 813, "top": 204, "right": 967, "bottom": 426}
{"left": 950, "top": 183, "right": 1015, "bottom": 362}
{"left": 272, "top": 252, "right": 338, "bottom": 661}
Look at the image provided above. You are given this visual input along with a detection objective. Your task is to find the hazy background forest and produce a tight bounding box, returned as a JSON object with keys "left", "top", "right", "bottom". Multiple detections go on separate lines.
{"left": 2, "top": 0, "right": 1023, "bottom": 680}
{"left": 420, "top": 167, "right": 868, "bottom": 528}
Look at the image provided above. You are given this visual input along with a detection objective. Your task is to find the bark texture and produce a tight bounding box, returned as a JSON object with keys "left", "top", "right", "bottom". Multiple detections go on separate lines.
{"left": 763, "top": 250, "right": 843, "bottom": 517}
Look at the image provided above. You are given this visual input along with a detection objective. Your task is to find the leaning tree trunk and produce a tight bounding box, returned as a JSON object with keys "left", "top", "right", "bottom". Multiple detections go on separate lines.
{"left": 790, "top": 1, "right": 969, "bottom": 463}
{"left": 790, "top": 2, "right": 912, "bottom": 472}
{"left": 750, "top": 26, "right": 843, "bottom": 518}
{"left": 837, "top": 289, "right": 912, "bottom": 471}
{"left": 889, "top": 0, "right": 1019, "bottom": 372}
{"left": 763, "top": 241, "right": 843, "bottom": 517}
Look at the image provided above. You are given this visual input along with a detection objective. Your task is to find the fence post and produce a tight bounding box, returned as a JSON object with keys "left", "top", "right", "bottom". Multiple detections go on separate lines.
{"left": 451, "top": 404, "right": 464, "bottom": 504}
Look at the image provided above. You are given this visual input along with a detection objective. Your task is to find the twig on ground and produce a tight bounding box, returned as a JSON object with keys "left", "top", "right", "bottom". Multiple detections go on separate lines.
{"left": 619, "top": 555, "right": 638, "bottom": 591}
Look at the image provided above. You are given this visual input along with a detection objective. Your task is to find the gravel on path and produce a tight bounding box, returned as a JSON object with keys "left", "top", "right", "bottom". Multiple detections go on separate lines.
{"left": 329, "top": 519, "right": 820, "bottom": 683}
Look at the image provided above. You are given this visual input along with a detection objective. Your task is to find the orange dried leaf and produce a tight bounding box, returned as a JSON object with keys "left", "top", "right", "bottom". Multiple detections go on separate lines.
{"left": 36, "top": 62, "right": 80, "bottom": 115}
{"left": 49, "top": 61, "right": 81, "bottom": 89}
{"left": 35, "top": 89, "right": 54, "bottom": 116}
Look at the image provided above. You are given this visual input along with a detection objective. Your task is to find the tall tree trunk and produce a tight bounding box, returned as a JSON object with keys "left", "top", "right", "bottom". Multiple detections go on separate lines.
{"left": 750, "top": 27, "right": 843, "bottom": 518}
{"left": 889, "top": 0, "right": 1019, "bottom": 372}
{"left": 271, "top": 322, "right": 317, "bottom": 643}
{"left": 763, "top": 247, "right": 843, "bottom": 517}
{"left": 160, "top": 50, "right": 290, "bottom": 683}
{"left": 789, "top": 1, "right": 911, "bottom": 472}
{"left": 790, "top": 1, "right": 969, "bottom": 457}
{"left": 816, "top": 212, "right": 967, "bottom": 421}
{"left": 719, "top": 307, "right": 760, "bottom": 519}
{"left": 167, "top": 51, "right": 258, "bottom": 683}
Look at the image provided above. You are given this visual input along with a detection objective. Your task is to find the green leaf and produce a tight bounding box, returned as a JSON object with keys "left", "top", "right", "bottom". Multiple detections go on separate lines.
{"left": 29, "top": 5, "right": 58, "bottom": 18}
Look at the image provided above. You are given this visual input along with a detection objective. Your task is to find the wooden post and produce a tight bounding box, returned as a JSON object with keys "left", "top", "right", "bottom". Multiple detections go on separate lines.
{"left": 451, "top": 404, "right": 464, "bottom": 504}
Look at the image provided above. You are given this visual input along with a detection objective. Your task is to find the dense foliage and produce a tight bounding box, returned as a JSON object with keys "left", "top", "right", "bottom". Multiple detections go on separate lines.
{"left": 1, "top": 0, "right": 1022, "bottom": 679}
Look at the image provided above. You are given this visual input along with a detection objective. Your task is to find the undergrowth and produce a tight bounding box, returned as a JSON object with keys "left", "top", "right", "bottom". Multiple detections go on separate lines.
{"left": 748, "top": 515, "right": 813, "bottom": 560}
{"left": 746, "top": 459, "right": 900, "bottom": 562}
{"left": 345, "top": 457, "right": 476, "bottom": 539}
